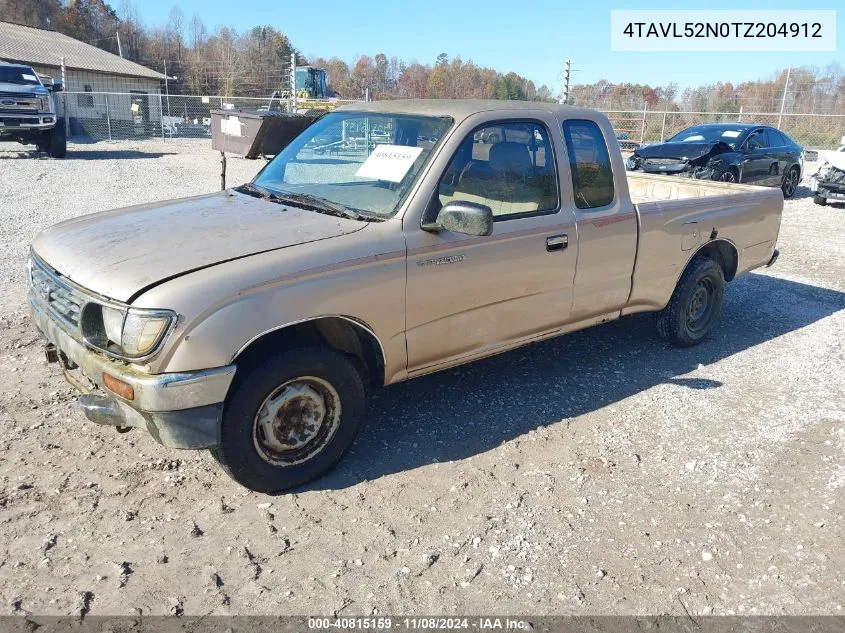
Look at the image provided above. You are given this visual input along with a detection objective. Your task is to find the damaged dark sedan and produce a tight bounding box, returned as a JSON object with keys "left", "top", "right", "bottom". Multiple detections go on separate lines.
{"left": 626, "top": 123, "right": 804, "bottom": 198}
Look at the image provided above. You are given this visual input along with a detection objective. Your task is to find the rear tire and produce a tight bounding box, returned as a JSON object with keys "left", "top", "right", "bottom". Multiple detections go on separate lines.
{"left": 781, "top": 166, "right": 800, "bottom": 198}
{"left": 655, "top": 256, "right": 725, "bottom": 347}
{"left": 48, "top": 125, "right": 67, "bottom": 158}
{"left": 212, "top": 347, "right": 365, "bottom": 493}
{"left": 813, "top": 194, "right": 827, "bottom": 206}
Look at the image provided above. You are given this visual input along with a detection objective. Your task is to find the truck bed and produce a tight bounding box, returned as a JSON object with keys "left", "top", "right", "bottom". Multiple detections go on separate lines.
{"left": 623, "top": 171, "right": 784, "bottom": 316}
{"left": 627, "top": 171, "right": 770, "bottom": 205}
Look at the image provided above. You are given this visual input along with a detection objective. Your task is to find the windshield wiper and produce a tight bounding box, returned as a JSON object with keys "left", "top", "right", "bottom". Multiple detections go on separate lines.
{"left": 234, "top": 182, "right": 280, "bottom": 200}
{"left": 236, "top": 185, "right": 383, "bottom": 222}
{"left": 272, "top": 192, "right": 365, "bottom": 221}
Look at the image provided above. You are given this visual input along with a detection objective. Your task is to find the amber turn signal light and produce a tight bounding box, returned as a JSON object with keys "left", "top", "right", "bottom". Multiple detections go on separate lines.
{"left": 102, "top": 373, "right": 135, "bottom": 401}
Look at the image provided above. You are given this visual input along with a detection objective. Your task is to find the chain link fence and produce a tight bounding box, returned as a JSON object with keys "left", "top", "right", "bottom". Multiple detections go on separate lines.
{"left": 62, "top": 92, "right": 845, "bottom": 151}
{"left": 63, "top": 92, "right": 360, "bottom": 141}
{"left": 602, "top": 108, "right": 845, "bottom": 150}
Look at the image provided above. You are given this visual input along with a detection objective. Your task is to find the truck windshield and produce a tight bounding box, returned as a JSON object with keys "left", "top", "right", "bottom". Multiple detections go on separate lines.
{"left": 0, "top": 66, "right": 41, "bottom": 85}
{"left": 253, "top": 112, "right": 453, "bottom": 219}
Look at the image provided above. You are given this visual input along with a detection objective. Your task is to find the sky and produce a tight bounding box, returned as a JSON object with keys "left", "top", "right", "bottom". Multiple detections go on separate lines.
{"left": 134, "top": 0, "right": 844, "bottom": 92}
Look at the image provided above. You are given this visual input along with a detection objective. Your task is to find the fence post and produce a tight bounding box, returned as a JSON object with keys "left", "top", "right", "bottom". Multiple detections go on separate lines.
{"left": 105, "top": 93, "right": 112, "bottom": 141}
{"left": 738, "top": 106, "right": 743, "bottom": 122}
{"left": 659, "top": 111, "right": 667, "bottom": 142}
{"left": 159, "top": 91, "right": 164, "bottom": 141}
{"left": 60, "top": 57, "right": 69, "bottom": 137}
{"left": 639, "top": 102, "right": 648, "bottom": 145}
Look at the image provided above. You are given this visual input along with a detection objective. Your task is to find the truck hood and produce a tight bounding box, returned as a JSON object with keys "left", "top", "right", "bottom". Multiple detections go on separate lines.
{"left": 635, "top": 141, "right": 733, "bottom": 161}
{"left": 32, "top": 190, "right": 367, "bottom": 303}
{"left": 0, "top": 81, "right": 48, "bottom": 96}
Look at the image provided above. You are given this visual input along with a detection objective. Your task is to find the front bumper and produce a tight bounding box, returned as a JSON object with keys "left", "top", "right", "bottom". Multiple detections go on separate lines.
{"left": 811, "top": 178, "right": 845, "bottom": 200}
{"left": 30, "top": 291, "right": 236, "bottom": 449}
{"left": 0, "top": 113, "right": 57, "bottom": 132}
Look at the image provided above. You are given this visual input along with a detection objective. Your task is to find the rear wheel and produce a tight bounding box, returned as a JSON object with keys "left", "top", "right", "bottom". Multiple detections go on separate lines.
{"left": 212, "top": 347, "right": 365, "bottom": 493}
{"left": 655, "top": 256, "right": 725, "bottom": 347}
{"left": 781, "top": 166, "right": 800, "bottom": 198}
{"left": 813, "top": 194, "right": 827, "bottom": 206}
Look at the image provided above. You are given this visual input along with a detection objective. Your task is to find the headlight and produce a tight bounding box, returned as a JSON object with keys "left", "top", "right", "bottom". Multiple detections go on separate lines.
{"left": 81, "top": 303, "right": 175, "bottom": 360}
{"left": 101, "top": 305, "right": 124, "bottom": 346}
{"left": 121, "top": 310, "right": 174, "bottom": 357}
{"left": 38, "top": 97, "right": 50, "bottom": 112}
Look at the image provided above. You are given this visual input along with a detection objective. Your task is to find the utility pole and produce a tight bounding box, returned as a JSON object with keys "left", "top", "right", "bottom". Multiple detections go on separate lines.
{"left": 777, "top": 65, "right": 791, "bottom": 129}
{"left": 561, "top": 59, "right": 571, "bottom": 105}
{"left": 116, "top": 30, "right": 123, "bottom": 58}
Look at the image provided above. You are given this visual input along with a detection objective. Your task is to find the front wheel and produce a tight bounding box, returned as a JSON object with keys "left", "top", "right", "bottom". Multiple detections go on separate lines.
{"left": 212, "top": 347, "right": 365, "bottom": 493}
{"left": 655, "top": 256, "right": 726, "bottom": 347}
{"left": 48, "top": 125, "right": 67, "bottom": 158}
{"left": 718, "top": 168, "right": 738, "bottom": 184}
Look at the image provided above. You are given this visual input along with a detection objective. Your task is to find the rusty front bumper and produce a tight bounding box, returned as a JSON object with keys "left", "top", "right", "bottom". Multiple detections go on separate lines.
{"left": 30, "top": 292, "right": 236, "bottom": 449}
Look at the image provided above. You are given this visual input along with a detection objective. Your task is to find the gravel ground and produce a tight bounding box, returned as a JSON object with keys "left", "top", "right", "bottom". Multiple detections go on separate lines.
{"left": 0, "top": 139, "right": 843, "bottom": 616}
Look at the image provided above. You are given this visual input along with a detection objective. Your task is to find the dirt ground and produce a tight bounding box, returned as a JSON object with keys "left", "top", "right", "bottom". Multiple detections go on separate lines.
{"left": 0, "top": 140, "right": 843, "bottom": 616}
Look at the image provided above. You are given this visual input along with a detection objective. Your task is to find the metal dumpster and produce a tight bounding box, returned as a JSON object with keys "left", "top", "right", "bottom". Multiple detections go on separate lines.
{"left": 210, "top": 109, "right": 319, "bottom": 159}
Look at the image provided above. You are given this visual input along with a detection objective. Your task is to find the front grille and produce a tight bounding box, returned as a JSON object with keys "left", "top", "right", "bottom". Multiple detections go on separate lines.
{"left": 644, "top": 157, "right": 684, "bottom": 166}
{"left": 0, "top": 93, "right": 39, "bottom": 114}
{"left": 30, "top": 259, "right": 85, "bottom": 327}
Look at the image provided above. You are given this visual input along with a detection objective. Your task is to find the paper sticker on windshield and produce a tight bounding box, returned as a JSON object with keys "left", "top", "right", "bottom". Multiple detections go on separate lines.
{"left": 22, "top": 74, "right": 38, "bottom": 81}
{"left": 355, "top": 144, "right": 424, "bottom": 182}
{"left": 721, "top": 130, "right": 741, "bottom": 138}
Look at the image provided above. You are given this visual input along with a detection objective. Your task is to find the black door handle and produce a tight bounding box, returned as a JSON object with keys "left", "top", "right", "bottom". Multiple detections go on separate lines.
{"left": 546, "top": 234, "right": 568, "bottom": 252}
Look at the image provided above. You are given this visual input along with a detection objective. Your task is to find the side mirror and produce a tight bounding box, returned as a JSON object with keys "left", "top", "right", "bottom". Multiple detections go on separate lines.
{"left": 423, "top": 201, "right": 494, "bottom": 237}
{"left": 50, "top": 80, "right": 63, "bottom": 92}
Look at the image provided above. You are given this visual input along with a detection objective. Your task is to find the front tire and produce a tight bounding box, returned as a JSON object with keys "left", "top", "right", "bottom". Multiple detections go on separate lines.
{"left": 655, "top": 256, "right": 725, "bottom": 347}
{"left": 212, "top": 347, "right": 365, "bottom": 493}
{"left": 48, "top": 124, "right": 67, "bottom": 158}
{"left": 718, "top": 168, "right": 738, "bottom": 184}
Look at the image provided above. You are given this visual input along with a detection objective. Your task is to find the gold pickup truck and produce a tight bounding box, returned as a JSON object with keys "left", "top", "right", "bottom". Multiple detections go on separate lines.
{"left": 29, "top": 100, "right": 783, "bottom": 492}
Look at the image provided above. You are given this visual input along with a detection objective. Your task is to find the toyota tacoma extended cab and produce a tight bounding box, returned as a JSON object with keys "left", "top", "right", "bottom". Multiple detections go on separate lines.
{"left": 29, "top": 100, "right": 783, "bottom": 492}
{"left": 0, "top": 62, "right": 66, "bottom": 158}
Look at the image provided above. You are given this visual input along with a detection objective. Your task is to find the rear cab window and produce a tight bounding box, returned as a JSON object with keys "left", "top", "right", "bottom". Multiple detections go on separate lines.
{"left": 561, "top": 120, "right": 614, "bottom": 209}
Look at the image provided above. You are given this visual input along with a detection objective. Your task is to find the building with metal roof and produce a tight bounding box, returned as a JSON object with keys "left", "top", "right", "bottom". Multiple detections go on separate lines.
{"left": 0, "top": 21, "right": 166, "bottom": 138}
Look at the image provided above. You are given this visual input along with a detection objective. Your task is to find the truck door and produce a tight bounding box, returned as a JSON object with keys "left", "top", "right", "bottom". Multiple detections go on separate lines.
{"left": 403, "top": 117, "right": 577, "bottom": 374}
{"left": 560, "top": 119, "right": 638, "bottom": 323}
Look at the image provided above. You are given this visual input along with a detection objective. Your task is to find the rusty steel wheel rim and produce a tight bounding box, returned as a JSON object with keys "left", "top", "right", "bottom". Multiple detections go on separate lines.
{"left": 686, "top": 278, "right": 715, "bottom": 335}
{"left": 252, "top": 376, "right": 342, "bottom": 466}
